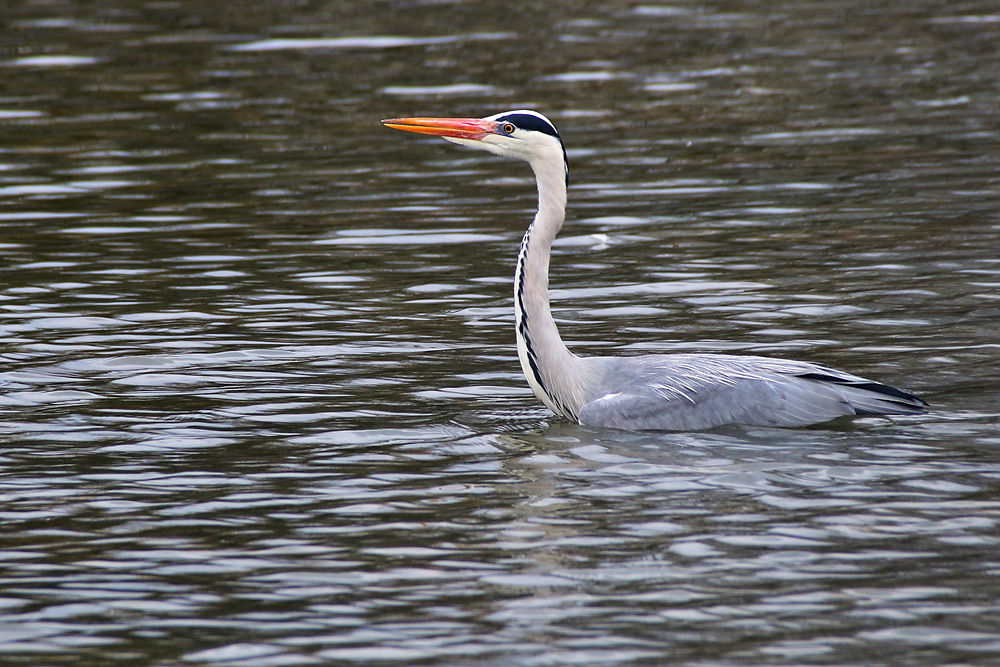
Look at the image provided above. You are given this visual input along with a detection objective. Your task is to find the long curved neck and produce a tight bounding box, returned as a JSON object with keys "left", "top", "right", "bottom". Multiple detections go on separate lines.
{"left": 514, "top": 155, "right": 589, "bottom": 420}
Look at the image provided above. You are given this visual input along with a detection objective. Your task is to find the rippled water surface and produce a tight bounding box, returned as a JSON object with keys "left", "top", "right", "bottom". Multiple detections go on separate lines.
{"left": 1, "top": 1, "right": 999, "bottom": 664}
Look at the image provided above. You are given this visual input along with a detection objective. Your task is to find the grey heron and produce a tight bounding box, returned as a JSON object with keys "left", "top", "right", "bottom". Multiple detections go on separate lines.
{"left": 382, "top": 110, "right": 927, "bottom": 430}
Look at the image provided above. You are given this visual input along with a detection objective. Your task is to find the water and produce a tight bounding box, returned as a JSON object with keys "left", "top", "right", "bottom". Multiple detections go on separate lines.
{"left": 1, "top": 0, "right": 999, "bottom": 664}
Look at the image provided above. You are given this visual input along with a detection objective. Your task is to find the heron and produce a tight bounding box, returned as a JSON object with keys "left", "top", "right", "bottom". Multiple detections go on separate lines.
{"left": 382, "top": 110, "right": 927, "bottom": 430}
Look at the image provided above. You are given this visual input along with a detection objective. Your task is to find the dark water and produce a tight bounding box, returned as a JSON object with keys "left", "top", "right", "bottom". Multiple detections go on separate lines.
{"left": 1, "top": 1, "right": 999, "bottom": 665}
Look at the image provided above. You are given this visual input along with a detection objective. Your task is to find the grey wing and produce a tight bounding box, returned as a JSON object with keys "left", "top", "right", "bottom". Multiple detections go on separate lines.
{"left": 578, "top": 377, "right": 856, "bottom": 430}
{"left": 577, "top": 355, "right": 927, "bottom": 431}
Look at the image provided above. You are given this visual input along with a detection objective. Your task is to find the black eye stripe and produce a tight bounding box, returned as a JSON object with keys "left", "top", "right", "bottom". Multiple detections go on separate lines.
{"left": 495, "top": 113, "right": 560, "bottom": 138}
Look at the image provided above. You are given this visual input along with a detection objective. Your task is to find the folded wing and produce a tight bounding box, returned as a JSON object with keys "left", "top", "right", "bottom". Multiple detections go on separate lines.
{"left": 578, "top": 355, "right": 927, "bottom": 431}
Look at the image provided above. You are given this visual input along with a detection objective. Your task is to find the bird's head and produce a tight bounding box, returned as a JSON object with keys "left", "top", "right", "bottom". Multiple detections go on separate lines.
{"left": 382, "top": 110, "right": 567, "bottom": 174}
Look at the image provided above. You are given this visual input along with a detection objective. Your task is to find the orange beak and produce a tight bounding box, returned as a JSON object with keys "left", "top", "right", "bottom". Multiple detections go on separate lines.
{"left": 381, "top": 116, "right": 497, "bottom": 140}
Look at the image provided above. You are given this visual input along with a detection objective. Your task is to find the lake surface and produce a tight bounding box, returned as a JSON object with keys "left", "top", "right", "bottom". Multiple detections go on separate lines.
{"left": 1, "top": 1, "right": 999, "bottom": 665}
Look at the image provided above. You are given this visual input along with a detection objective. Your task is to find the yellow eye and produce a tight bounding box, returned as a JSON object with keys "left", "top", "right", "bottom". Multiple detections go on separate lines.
{"left": 503, "top": 123, "right": 516, "bottom": 134}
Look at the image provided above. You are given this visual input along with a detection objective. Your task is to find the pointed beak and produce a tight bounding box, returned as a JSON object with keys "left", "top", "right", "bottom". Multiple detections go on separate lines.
{"left": 381, "top": 116, "right": 497, "bottom": 141}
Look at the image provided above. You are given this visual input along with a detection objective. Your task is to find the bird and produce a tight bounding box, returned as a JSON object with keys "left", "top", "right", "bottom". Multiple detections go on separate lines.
{"left": 381, "top": 110, "right": 928, "bottom": 430}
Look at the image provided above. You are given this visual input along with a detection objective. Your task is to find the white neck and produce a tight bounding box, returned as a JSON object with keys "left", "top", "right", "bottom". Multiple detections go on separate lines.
{"left": 513, "top": 144, "right": 590, "bottom": 419}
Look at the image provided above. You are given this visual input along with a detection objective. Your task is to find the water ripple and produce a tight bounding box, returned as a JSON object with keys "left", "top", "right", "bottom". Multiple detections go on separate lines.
{"left": 0, "top": 0, "right": 998, "bottom": 665}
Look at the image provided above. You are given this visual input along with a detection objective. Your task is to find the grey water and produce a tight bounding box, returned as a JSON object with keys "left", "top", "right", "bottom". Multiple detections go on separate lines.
{"left": 1, "top": 1, "right": 999, "bottom": 665}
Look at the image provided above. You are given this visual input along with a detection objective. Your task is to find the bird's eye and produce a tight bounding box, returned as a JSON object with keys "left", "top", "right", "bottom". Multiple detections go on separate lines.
{"left": 502, "top": 123, "right": 516, "bottom": 134}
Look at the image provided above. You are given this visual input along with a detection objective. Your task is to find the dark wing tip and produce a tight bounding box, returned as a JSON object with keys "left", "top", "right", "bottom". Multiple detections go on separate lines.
{"left": 796, "top": 372, "right": 928, "bottom": 413}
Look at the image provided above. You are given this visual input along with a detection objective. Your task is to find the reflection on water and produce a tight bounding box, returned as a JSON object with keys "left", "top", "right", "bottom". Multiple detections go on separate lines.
{"left": 1, "top": 0, "right": 999, "bottom": 664}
